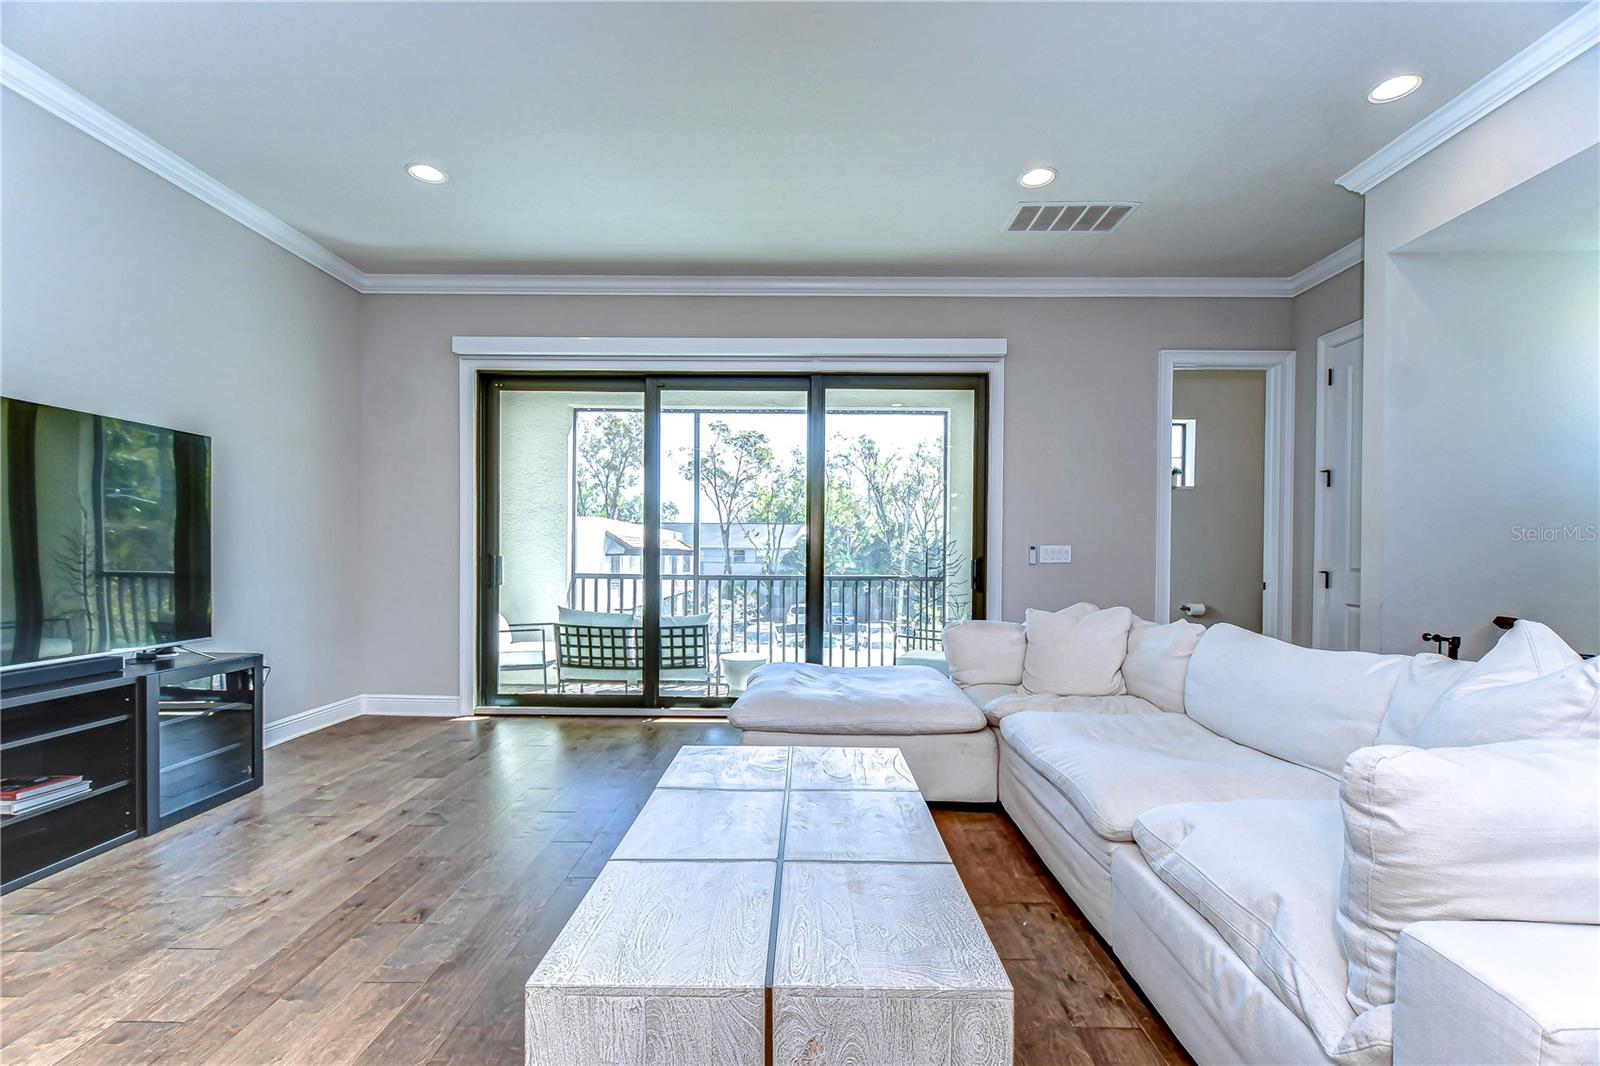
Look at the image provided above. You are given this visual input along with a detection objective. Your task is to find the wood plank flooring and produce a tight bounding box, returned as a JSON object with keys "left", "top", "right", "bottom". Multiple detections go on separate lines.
{"left": 0, "top": 716, "right": 1188, "bottom": 1065}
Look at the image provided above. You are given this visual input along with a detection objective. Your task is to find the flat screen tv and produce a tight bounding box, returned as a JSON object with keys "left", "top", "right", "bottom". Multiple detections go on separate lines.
{"left": 2, "top": 398, "right": 211, "bottom": 668}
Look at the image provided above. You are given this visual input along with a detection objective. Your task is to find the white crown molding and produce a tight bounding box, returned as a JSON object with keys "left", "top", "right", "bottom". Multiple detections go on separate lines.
{"left": 5, "top": 44, "right": 1361, "bottom": 299}
{"left": 0, "top": 46, "right": 366, "bottom": 290}
{"left": 364, "top": 272, "right": 1307, "bottom": 298}
{"left": 1285, "top": 239, "right": 1363, "bottom": 296}
{"left": 1337, "top": 4, "right": 1600, "bottom": 194}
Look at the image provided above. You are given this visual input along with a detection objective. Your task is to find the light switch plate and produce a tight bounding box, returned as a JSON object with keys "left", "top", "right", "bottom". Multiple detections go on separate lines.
{"left": 1038, "top": 544, "right": 1072, "bottom": 564}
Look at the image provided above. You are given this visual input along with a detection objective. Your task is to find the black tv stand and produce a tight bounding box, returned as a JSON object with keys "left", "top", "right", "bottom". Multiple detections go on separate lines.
{"left": 1, "top": 651, "right": 264, "bottom": 893}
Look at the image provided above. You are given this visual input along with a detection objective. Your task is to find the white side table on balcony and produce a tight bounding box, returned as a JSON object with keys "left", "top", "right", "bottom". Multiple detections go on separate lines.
{"left": 720, "top": 652, "right": 770, "bottom": 697}
{"left": 896, "top": 649, "right": 949, "bottom": 676}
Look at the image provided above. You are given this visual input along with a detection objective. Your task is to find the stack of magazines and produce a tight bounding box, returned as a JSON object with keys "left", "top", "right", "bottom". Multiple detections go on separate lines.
{"left": 0, "top": 775, "right": 90, "bottom": 815}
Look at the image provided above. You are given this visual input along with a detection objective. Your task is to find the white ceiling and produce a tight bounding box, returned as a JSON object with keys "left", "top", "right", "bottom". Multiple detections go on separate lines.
{"left": 0, "top": 1, "right": 1584, "bottom": 278}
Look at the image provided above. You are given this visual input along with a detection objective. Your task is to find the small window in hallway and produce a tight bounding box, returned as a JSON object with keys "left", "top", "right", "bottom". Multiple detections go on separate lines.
{"left": 1171, "top": 418, "right": 1197, "bottom": 488}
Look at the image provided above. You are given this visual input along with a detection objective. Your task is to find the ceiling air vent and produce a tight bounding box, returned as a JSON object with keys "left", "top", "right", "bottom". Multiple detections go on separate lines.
{"left": 1006, "top": 201, "right": 1139, "bottom": 234}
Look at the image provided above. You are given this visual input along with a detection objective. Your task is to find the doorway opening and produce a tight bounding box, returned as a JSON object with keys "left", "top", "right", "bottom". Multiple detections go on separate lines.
{"left": 1155, "top": 350, "right": 1295, "bottom": 639}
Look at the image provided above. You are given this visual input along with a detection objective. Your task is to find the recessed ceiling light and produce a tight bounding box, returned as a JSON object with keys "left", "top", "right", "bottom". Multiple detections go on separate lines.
{"left": 406, "top": 162, "right": 448, "bottom": 184}
{"left": 1368, "top": 74, "right": 1422, "bottom": 103}
{"left": 1018, "top": 166, "right": 1057, "bottom": 189}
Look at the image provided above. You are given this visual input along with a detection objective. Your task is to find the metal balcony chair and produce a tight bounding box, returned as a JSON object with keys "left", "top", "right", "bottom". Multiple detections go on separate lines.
{"left": 554, "top": 608, "right": 712, "bottom": 695}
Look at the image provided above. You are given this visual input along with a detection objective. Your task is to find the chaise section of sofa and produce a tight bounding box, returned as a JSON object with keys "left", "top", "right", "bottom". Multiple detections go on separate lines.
{"left": 728, "top": 661, "right": 998, "bottom": 801}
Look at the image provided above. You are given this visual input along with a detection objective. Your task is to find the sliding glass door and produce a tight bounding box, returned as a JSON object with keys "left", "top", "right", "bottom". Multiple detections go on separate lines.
{"left": 478, "top": 373, "right": 986, "bottom": 709}
{"left": 824, "top": 381, "right": 983, "bottom": 667}
{"left": 482, "top": 378, "right": 648, "bottom": 704}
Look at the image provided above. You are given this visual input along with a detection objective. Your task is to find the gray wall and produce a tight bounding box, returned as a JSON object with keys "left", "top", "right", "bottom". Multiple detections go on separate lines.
{"left": 1362, "top": 56, "right": 1599, "bottom": 657}
{"left": 356, "top": 295, "right": 1293, "bottom": 696}
{"left": 1289, "top": 266, "right": 1363, "bottom": 643}
{"left": 1170, "top": 370, "right": 1266, "bottom": 631}
{"left": 1380, "top": 252, "right": 1598, "bottom": 658}
{"left": 0, "top": 93, "right": 365, "bottom": 721}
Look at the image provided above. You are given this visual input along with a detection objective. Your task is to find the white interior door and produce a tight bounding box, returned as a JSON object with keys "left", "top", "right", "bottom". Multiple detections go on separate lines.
{"left": 1313, "top": 323, "right": 1362, "bottom": 650}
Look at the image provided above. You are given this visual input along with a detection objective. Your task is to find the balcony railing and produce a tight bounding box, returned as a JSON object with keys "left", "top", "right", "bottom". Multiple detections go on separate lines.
{"left": 103, "top": 570, "right": 175, "bottom": 649}
{"left": 565, "top": 572, "right": 947, "bottom": 666}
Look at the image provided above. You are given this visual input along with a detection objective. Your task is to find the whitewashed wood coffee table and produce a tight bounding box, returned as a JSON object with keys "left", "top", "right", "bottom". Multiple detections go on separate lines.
{"left": 525, "top": 745, "right": 1013, "bottom": 1066}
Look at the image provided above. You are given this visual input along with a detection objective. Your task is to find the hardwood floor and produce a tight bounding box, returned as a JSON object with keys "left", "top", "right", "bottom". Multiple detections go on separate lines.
{"left": 0, "top": 716, "right": 1187, "bottom": 1065}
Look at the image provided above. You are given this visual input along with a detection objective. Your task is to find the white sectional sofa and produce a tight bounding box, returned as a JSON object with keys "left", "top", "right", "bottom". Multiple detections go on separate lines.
{"left": 939, "top": 612, "right": 1600, "bottom": 1066}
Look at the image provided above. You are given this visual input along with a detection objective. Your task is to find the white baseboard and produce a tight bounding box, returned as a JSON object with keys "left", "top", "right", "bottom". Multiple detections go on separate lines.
{"left": 263, "top": 693, "right": 463, "bottom": 748}
{"left": 362, "top": 694, "right": 462, "bottom": 718}
{"left": 264, "top": 695, "right": 364, "bottom": 748}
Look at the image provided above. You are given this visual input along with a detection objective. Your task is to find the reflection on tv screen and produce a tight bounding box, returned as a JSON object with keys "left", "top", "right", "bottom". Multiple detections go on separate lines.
{"left": 2, "top": 398, "right": 211, "bottom": 667}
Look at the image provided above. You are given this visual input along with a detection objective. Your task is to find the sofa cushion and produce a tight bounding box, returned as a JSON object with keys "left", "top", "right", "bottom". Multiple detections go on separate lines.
{"left": 1124, "top": 616, "right": 1205, "bottom": 712}
{"left": 1021, "top": 604, "right": 1132, "bottom": 697}
{"left": 998, "top": 712, "right": 1337, "bottom": 843}
{"left": 1395, "top": 921, "right": 1600, "bottom": 1066}
{"left": 1375, "top": 654, "right": 1472, "bottom": 745}
{"left": 982, "top": 691, "right": 1158, "bottom": 725}
{"left": 1133, "top": 799, "right": 1361, "bottom": 1057}
{"left": 1001, "top": 741, "right": 1126, "bottom": 874}
{"left": 943, "top": 620, "right": 1026, "bottom": 688}
{"left": 1412, "top": 622, "right": 1595, "bottom": 747}
{"left": 729, "top": 663, "right": 987, "bottom": 735}
{"left": 961, "top": 682, "right": 1020, "bottom": 712}
{"left": 1111, "top": 848, "right": 1392, "bottom": 1066}
{"left": 1338, "top": 739, "right": 1600, "bottom": 1017}
{"left": 557, "top": 606, "right": 636, "bottom": 627}
{"left": 1184, "top": 624, "right": 1409, "bottom": 776}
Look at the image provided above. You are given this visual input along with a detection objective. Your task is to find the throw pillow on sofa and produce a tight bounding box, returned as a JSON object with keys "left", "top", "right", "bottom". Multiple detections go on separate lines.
{"left": 1337, "top": 739, "right": 1600, "bottom": 1017}
{"left": 1412, "top": 620, "right": 1595, "bottom": 746}
{"left": 1374, "top": 654, "right": 1472, "bottom": 745}
{"left": 1021, "top": 603, "right": 1132, "bottom": 697}
{"left": 1124, "top": 616, "right": 1205, "bottom": 713}
{"left": 943, "top": 619, "right": 1027, "bottom": 689}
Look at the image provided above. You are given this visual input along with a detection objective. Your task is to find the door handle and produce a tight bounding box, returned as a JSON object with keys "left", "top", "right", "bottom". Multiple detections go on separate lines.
{"left": 1318, "top": 570, "right": 1331, "bottom": 589}
{"left": 1320, "top": 469, "right": 1332, "bottom": 487}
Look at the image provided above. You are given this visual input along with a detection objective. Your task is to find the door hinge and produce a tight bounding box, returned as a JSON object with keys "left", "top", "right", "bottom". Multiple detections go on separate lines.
{"left": 1327, "top": 368, "right": 1334, "bottom": 386}
{"left": 494, "top": 555, "right": 504, "bottom": 586}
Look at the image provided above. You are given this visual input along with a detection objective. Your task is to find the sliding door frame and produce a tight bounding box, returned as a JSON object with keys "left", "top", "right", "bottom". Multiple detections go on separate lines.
{"left": 461, "top": 340, "right": 1005, "bottom": 715}
{"left": 476, "top": 373, "right": 653, "bottom": 710}
{"left": 479, "top": 370, "right": 990, "bottom": 710}
{"left": 646, "top": 375, "right": 814, "bottom": 709}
